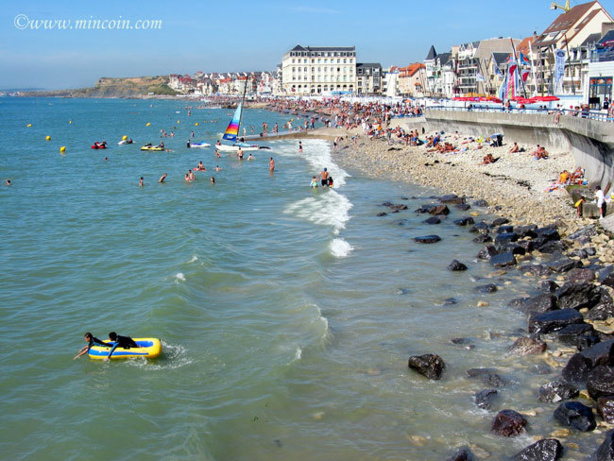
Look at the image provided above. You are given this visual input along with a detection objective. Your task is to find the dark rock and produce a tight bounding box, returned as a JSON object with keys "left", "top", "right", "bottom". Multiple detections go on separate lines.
{"left": 508, "top": 297, "right": 530, "bottom": 312}
{"left": 448, "top": 260, "right": 468, "bottom": 271}
{"left": 540, "top": 280, "right": 559, "bottom": 293}
{"left": 496, "top": 242, "right": 526, "bottom": 256}
{"left": 508, "top": 337, "right": 547, "bottom": 356}
{"left": 598, "top": 397, "right": 614, "bottom": 423}
{"left": 515, "top": 225, "right": 539, "bottom": 239}
{"left": 521, "top": 293, "right": 558, "bottom": 315}
{"left": 598, "top": 265, "right": 614, "bottom": 289}
{"left": 561, "top": 354, "right": 592, "bottom": 385}
{"left": 492, "top": 218, "right": 510, "bottom": 227}
{"left": 529, "top": 309, "right": 584, "bottom": 335}
{"left": 424, "top": 216, "right": 441, "bottom": 225}
{"left": 414, "top": 235, "right": 441, "bottom": 244}
{"left": 475, "top": 389, "right": 498, "bottom": 410}
{"left": 439, "top": 194, "right": 465, "bottom": 205}
{"left": 407, "top": 354, "right": 445, "bottom": 380}
{"left": 519, "top": 264, "right": 551, "bottom": 277}
{"left": 495, "top": 233, "right": 519, "bottom": 245}
{"left": 547, "top": 257, "right": 582, "bottom": 274}
{"left": 538, "top": 378, "right": 579, "bottom": 403}
{"left": 536, "top": 240, "right": 567, "bottom": 254}
{"left": 470, "top": 222, "right": 490, "bottom": 233}
{"left": 389, "top": 204, "right": 408, "bottom": 212}
{"left": 446, "top": 446, "right": 474, "bottom": 461}
{"left": 553, "top": 401, "right": 596, "bottom": 432}
{"left": 429, "top": 205, "right": 450, "bottom": 216}
{"left": 497, "top": 225, "right": 515, "bottom": 234}
{"left": 491, "top": 409, "right": 527, "bottom": 437}
{"left": 567, "top": 225, "right": 598, "bottom": 243}
{"left": 473, "top": 234, "right": 493, "bottom": 244}
{"left": 442, "top": 298, "right": 458, "bottom": 306}
{"left": 454, "top": 217, "right": 475, "bottom": 227}
{"left": 566, "top": 268, "right": 596, "bottom": 284}
{"left": 473, "top": 200, "right": 489, "bottom": 207}
{"left": 594, "top": 429, "right": 614, "bottom": 461}
{"left": 587, "top": 293, "right": 614, "bottom": 321}
{"left": 475, "top": 283, "right": 497, "bottom": 293}
{"left": 477, "top": 245, "right": 498, "bottom": 261}
{"left": 455, "top": 204, "right": 471, "bottom": 211}
{"left": 555, "top": 282, "right": 602, "bottom": 311}
{"left": 451, "top": 337, "right": 471, "bottom": 345}
{"left": 376, "top": 212, "right": 388, "bottom": 217}
{"left": 513, "top": 438, "right": 563, "bottom": 461}
{"left": 415, "top": 204, "right": 436, "bottom": 214}
{"left": 490, "top": 252, "right": 517, "bottom": 268}
{"left": 536, "top": 227, "right": 561, "bottom": 242}
{"left": 580, "top": 339, "right": 614, "bottom": 368}
{"left": 515, "top": 240, "right": 534, "bottom": 253}
{"left": 467, "top": 368, "right": 506, "bottom": 388}
{"left": 557, "top": 324, "right": 596, "bottom": 346}
{"left": 587, "top": 365, "right": 614, "bottom": 400}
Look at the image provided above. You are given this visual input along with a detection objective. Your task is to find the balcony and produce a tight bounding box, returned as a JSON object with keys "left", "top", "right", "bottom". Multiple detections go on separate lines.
{"left": 591, "top": 48, "right": 614, "bottom": 63}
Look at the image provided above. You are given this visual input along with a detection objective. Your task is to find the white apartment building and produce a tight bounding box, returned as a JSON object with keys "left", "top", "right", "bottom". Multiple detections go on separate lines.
{"left": 281, "top": 45, "right": 357, "bottom": 95}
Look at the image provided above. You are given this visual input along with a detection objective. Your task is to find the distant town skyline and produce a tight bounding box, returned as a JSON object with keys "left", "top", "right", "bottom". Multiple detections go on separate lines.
{"left": 1, "top": 0, "right": 594, "bottom": 90}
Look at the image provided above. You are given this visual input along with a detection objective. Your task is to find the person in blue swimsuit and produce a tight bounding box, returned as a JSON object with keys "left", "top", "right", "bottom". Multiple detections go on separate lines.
{"left": 74, "top": 332, "right": 111, "bottom": 359}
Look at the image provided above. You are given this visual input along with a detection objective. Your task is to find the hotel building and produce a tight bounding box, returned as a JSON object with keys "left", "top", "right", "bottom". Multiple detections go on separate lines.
{"left": 281, "top": 45, "right": 357, "bottom": 95}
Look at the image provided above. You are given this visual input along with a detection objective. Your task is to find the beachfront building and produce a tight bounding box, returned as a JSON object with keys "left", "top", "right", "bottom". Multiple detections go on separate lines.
{"left": 586, "top": 29, "right": 614, "bottom": 108}
{"left": 281, "top": 45, "right": 357, "bottom": 95}
{"left": 456, "top": 38, "right": 520, "bottom": 96}
{"left": 397, "top": 63, "right": 426, "bottom": 97}
{"left": 532, "top": 1, "right": 613, "bottom": 96}
{"left": 382, "top": 67, "right": 400, "bottom": 97}
{"left": 356, "top": 63, "right": 382, "bottom": 95}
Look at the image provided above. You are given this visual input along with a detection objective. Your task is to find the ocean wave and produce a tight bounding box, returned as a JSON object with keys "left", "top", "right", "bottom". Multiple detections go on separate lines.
{"left": 174, "top": 272, "right": 186, "bottom": 282}
{"left": 330, "top": 238, "right": 353, "bottom": 258}
{"left": 284, "top": 189, "right": 352, "bottom": 235}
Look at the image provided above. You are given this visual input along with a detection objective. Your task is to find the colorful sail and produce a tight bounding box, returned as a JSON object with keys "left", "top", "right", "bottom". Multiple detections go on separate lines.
{"left": 222, "top": 103, "right": 242, "bottom": 141}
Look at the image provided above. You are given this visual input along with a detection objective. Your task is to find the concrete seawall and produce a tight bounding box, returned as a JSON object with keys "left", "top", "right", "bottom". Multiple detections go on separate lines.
{"left": 421, "top": 110, "right": 613, "bottom": 189}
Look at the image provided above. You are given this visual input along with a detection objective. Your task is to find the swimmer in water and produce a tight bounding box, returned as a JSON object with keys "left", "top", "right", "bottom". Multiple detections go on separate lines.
{"left": 139, "top": 177, "right": 144, "bottom": 187}
{"left": 159, "top": 173, "right": 167, "bottom": 183}
{"left": 310, "top": 176, "right": 318, "bottom": 188}
{"left": 247, "top": 153, "right": 255, "bottom": 161}
{"left": 210, "top": 176, "right": 215, "bottom": 184}
{"left": 215, "top": 165, "right": 222, "bottom": 171}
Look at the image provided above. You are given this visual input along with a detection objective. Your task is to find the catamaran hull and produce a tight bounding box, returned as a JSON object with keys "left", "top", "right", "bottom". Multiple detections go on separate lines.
{"left": 217, "top": 144, "right": 259, "bottom": 152}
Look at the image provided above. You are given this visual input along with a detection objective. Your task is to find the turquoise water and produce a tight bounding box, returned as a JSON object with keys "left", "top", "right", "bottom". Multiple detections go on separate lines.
{"left": 0, "top": 98, "right": 601, "bottom": 460}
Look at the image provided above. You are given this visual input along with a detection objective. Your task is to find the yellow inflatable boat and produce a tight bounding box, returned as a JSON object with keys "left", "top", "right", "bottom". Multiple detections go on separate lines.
{"left": 88, "top": 338, "right": 162, "bottom": 360}
{"left": 140, "top": 145, "right": 164, "bottom": 151}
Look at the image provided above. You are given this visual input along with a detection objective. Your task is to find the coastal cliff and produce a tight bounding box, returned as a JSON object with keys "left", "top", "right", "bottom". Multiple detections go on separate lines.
{"left": 18, "top": 76, "right": 177, "bottom": 98}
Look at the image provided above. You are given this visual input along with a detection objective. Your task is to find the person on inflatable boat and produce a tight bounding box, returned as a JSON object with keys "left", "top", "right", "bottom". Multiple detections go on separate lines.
{"left": 107, "top": 331, "right": 141, "bottom": 359}
{"left": 73, "top": 332, "right": 111, "bottom": 359}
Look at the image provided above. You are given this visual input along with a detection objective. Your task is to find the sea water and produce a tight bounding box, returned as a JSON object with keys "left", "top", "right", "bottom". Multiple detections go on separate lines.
{"left": 0, "top": 98, "right": 601, "bottom": 460}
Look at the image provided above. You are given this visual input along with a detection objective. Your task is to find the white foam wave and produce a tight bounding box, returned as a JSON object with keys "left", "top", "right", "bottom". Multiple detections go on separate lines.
{"left": 125, "top": 342, "right": 192, "bottom": 370}
{"left": 301, "top": 140, "right": 350, "bottom": 187}
{"left": 188, "top": 255, "right": 198, "bottom": 263}
{"left": 330, "top": 238, "right": 353, "bottom": 258}
{"left": 175, "top": 272, "right": 186, "bottom": 282}
{"left": 285, "top": 189, "right": 352, "bottom": 234}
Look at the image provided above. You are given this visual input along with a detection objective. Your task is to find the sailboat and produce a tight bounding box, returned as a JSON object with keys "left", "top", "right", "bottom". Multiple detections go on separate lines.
{"left": 217, "top": 86, "right": 267, "bottom": 152}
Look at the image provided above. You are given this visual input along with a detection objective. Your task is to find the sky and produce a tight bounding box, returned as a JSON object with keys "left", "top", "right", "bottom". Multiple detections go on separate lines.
{"left": 2, "top": 0, "right": 611, "bottom": 90}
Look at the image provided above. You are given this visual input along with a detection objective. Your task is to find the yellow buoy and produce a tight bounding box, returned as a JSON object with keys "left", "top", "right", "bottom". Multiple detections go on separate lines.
{"left": 122, "top": 135, "right": 128, "bottom": 141}
{"left": 177, "top": 120, "right": 180, "bottom": 124}
{"left": 69, "top": 121, "right": 72, "bottom": 124}
{"left": 194, "top": 123, "right": 199, "bottom": 126}
{"left": 146, "top": 123, "right": 151, "bottom": 127}
{"left": 46, "top": 135, "right": 51, "bottom": 141}
{"left": 60, "top": 146, "right": 66, "bottom": 154}
{"left": 26, "top": 124, "right": 32, "bottom": 127}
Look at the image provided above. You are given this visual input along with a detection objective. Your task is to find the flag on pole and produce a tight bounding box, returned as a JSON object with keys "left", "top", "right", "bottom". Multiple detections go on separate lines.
{"left": 521, "top": 69, "right": 530, "bottom": 83}
{"left": 519, "top": 52, "right": 530, "bottom": 65}
{"left": 476, "top": 73, "right": 486, "bottom": 83}
{"left": 505, "top": 60, "right": 518, "bottom": 100}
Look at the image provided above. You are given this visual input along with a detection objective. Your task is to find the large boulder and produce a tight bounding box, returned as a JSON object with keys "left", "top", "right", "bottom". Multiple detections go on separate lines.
{"left": 587, "top": 365, "right": 614, "bottom": 400}
{"left": 446, "top": 446, "right": 474, "bottom": 461}
{"left": 598, "top": 265, "right": 614, "bottom": 289}
{"left": 467, "top": 368, "right": 505, "bottom": 388}
{"left": 555, "top": 282, "right": 602, "bottom": 311}
{"left": 454, "top": 217, "right": 475, "bottom": 227}
{"left": 553, "top": 401, "right": 596, "bottom": 432}
{"left": 439, "top": 194, "right": 465, "bottom": 205}
{"left": 521, "top": 293, "right": 558, "bottom": 315}
{"left": 513, "top": 438, "right": 563, "bottom": 461}
{"left": 477, "top": 245, "right": 498, "bottom": 261}
{"left": 408, "top": 354, "right": 445, "bottom": 380}
{"left": 448, "top": 260, "right": 468, "bottom": 271}
{"left": 475, "top": 283, "right": 497, "bottom": 293}
{"left": 598, "top": 397, "right": 614, "bottom": 424}
{"left": 414, "top": 235, "right": 441, "bottom": 244}
{"left": 491, "top": 409, "right": 527, "bottom": 437}
{"left": 580, "top": 340, "right": 614, "bottom": 368}
{"left": 528, "top": 309, "right": 584, "bottom": 335}
{"left": 586, "top": 292, "right": 614, "bottom": 321}
{"left": 547, "top": 257, "right": 582, "bottom": 273}
{"left": 565, "top": 268, "right": 596, "bottom": 284}
{"left": 561, "top": 353, "right": 592, "bottom": 385}
{"left": 594, "top": 429, "right": 614, "bottom": 461}
{"left": 490, "top": 252, "right": 517, "bottom": 268}
{"left": 538, "top": 378, "right": 579, "bottom": 403}
{"left": 508, "top": 337, "right": 547, "bottom": 356}
{"left": 557, "top": 324, "right": 596, "bottom": 347}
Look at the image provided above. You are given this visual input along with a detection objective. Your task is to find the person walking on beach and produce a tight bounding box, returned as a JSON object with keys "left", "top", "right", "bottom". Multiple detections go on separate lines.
{"left": 74, "top": 332, "right": 112, "bottom": 359}
{"left": 269, "top": 157, "right": 275, "bottom": 172}
{"left": 595, "top": 186, "right": 606, "bottom": 219}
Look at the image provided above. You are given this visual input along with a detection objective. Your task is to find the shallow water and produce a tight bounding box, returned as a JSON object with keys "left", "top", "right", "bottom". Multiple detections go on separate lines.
{"left": 0, "top": 98, "right": 602, "bottom": 460}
